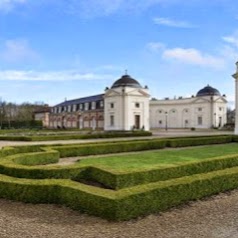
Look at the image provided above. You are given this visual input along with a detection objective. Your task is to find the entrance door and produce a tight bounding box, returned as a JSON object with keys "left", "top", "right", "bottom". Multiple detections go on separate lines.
{"left": 135, "top": 115, "right": 140, "bottom": 129}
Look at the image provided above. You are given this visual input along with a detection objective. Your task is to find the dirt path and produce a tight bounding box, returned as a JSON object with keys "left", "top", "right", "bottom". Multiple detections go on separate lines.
{"left": 0, "top": 189, "right": 238, "bottom": 238}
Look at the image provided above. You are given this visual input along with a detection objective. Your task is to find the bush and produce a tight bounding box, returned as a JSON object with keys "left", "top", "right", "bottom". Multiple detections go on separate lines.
{"left": 2, "top": 164, "right": 238, "bottom": 220}
{"left": 167, "top": 136, "right": 233, "bottom": 148}
{"left": 74, "top": 154, "right": 238, "bottom": 190}
{"left": 54, "top": 139, "right": 167, "bottom": 157}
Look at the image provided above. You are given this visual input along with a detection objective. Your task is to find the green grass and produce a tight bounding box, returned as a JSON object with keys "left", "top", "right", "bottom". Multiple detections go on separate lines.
{"left": 79, "top": 143, "right": 238, "bottom": 171}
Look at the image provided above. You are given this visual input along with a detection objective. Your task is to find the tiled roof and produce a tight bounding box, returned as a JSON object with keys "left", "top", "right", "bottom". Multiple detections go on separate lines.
{"left": 54, "top": 94, "right": 104, "bottom": 107}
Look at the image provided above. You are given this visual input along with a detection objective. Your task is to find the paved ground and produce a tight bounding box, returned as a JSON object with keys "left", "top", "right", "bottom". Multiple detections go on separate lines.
{"left": 0, "top": 189, "right": 238, "bottom": 238}
{"left": 0, "top": 129, "right": 236, "bottom": 238}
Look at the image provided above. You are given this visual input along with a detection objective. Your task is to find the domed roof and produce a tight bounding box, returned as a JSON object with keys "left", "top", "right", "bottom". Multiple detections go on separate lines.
{"left": 111, "top": 74, "right": 142, "bottom": 89}
{"left": 196, "top": 85, "right": 221, "bottom": 97}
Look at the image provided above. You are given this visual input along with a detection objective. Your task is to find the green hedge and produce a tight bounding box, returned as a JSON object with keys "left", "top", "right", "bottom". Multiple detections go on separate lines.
{"left": 73, "top": 154, "right": 238, "bottom": 190}
{"left": 0, "top": 131, "right": 152, "bottom": 141}
{"left": 54, "top": 140, "right": 167, "bottom": 157}
{"left": 115, "top": 166, "right": 238, "bottom": 220}
{"left": 167, "top": 135, "right": 233, "bottom": 147}
{"left": 13, "top": 149, "right": 60, "bottom": 166}
{"left": 1, "top": 165, "right": 238, "bottom": 220}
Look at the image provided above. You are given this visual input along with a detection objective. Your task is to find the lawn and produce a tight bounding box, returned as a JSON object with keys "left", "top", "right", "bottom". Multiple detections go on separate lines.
{"left": 79, "top": 143, "right": 238, "bottom": 171}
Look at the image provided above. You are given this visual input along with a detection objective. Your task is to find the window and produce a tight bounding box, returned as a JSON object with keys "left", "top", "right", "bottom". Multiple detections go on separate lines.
{"left": 159, "top": 120, "right": 162, "bottom": 124}
{"left": 159, "top": 110, "right": 162, "bottom": 114}
{"left": 135, "top": 103, "right": 140, "bottom": 108}
{"left": 110, "top": 115, "right": 114, "bottom": 126}
{"left": 67, "top": 105, "right": 71, "bottom": 112}
{"left": 198, "top": 116, "right": 203, "bottom": 125}
{"left": 91, "top": 101, "right": 96, "bottom": 110}
{"left": 100, "top": 100, "right": 104, "bottom": 108}
{"left": 198, "top": 107, "right": 202, "bottom": 111}
{"left": 73, "top": 105, "right": 76, "bottom": 112}
{"left": 79, "top": 104, "right": 83, "bottom": 110}
{"left": 84, "top": 103, "right": 89, "bottom": 111}
{"left": 185, "top": 120, "right": 188, "bottom": 124}
{"left": 219, "top": 107, "right": 222, "bottom": 111}
{"left": 110, "top": 103, "right": 114, "bottom": 109}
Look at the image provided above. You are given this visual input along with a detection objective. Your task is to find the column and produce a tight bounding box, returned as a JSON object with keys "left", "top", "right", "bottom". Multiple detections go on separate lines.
{"left": 232, "top": 61, "right": 238, "bottom": 134}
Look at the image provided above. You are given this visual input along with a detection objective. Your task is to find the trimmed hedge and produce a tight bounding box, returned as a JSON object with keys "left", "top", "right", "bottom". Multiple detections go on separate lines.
{"left": 0, "top": 131, "right": 152, "bottom": 141}
{"left": 167, "top": 135, "right": 233, "bottom": 147}
{"left": 73, "top": 154, "right": 238, "bottom": 190}
{"left": 1, "top": 165, "right": 238, "bottom": 220}
{"left": 54, "top": 139, "right": 167, "bottom": 157}
{"left": 13, "top": 149, "right": 60, "bottom": 166}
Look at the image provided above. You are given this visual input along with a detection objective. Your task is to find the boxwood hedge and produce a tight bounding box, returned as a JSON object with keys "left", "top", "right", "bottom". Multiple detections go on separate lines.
{"left": 0, "top": 134, "right": 236, "bottom": 220}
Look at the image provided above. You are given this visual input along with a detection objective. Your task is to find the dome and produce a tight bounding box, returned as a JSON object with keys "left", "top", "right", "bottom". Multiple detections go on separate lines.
{"left": 196, "top": 85, "right": 221, "bottom": 97}
{"left": 111, "top": 74, "right": 142, "bottom": 89}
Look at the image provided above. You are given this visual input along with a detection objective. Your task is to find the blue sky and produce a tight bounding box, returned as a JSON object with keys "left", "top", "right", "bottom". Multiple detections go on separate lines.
{"left": 0, "top": 0, "right": 238, "bottom": 107}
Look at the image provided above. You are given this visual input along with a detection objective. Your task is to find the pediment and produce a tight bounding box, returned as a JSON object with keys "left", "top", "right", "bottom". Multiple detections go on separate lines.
{"left": 104, "top": 89, "right": 121, "bottom": 97}
{"left": 213, "top": 97, "right": 227, "bottom": 103}
{"left": 192, "top": 97, "right": 211, "bottom": 103}
{"left": 126, "top": 89, "right": 150, "bottom": 97}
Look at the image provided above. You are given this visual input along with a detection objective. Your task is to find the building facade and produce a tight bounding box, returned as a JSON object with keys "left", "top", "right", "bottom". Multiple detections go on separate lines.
{"left": 48, "top": 74, "right": 227, "bottom": 130}
{"left": 150, "top": 85, "right": 227, "bottom": 129}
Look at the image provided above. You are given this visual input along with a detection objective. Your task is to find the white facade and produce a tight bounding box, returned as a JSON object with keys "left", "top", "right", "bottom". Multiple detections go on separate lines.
{"left": 150, "top": 95, "right": 227, "bottom": 129}
{"left": 104, "top": 86, "right": 150, "bottom": 131}
{"left": 49, "top": 74, "right": 228, "bottom": 131}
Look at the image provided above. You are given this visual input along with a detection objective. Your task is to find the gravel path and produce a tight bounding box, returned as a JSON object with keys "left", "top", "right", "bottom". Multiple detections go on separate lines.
{"left": 0, "top": 189, "right": 238, "bottom": 238}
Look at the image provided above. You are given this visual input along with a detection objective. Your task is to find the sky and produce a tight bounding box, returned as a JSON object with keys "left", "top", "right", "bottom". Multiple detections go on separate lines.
{"left": 0, "top": 0, "right": 238, "bottom": 107}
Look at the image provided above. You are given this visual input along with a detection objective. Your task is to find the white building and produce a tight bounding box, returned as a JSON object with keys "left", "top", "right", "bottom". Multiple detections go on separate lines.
{"left": 49, "top": 74, "right": 227, "bottom": 130}
{"left": 104, "top": 74, "right": 150, "bottom": 131}
{"left": 150, "top": 85, "right": 227, "bottom": 129}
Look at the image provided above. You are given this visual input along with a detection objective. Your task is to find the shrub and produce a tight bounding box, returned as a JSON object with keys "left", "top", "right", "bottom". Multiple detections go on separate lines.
{"left": 167, "top": 136, "right": 233, "bottom": 148}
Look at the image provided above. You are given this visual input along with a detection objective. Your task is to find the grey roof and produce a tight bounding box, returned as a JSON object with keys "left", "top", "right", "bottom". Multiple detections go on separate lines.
{"left": 111, "top": 74, "right": 142, "bottom": 88}
{"left": 196, "top": 85, "right": 221, "bottom": 97}
{"left": 54, "top": 94, "right": 104, "bottom": 107}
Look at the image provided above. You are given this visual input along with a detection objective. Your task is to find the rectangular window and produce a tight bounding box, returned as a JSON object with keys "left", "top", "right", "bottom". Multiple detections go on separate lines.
{"left": 198, "top": 116, "right": 203, "bottom": 125}
{"left": 100, "top": 100, "right": 104, "bottom": 108}
{"left": 73, "top": 105, "right": 76, "bottom": 112}
{"left": 91, "top": 101, "right": 96, "bottom": 110}
{"left": 79, "top": 104, "right": 83, "bottom": 110}
{"left": 110, "top": 115, "right": 114, "bottom": 126}
{"left": 159, "top": 120, "right": 162, "bottom": 124}
{"left": 110, "top": 103, "right": 114, "bottom": 109}
{"left": 198, "top": 107, "right": 202, "bottom": 111}
{"left": 84, "top": 103, "right": 89, "bottom": 111}
{"left": 68, "top": 105, "right": 71, "bottom": 112}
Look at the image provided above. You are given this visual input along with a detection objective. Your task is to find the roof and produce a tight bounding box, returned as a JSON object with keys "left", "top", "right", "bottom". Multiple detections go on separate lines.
{"left": 54, "top": 94, "right": 104, "bottom": 107}
{"left": 196, "top": 85, "right": 221, "bottom": 97}
{"left": 111, "top": 74, "right": 142, "bottom": 88}
{"left": 34, "top": 106, "right": 51, "bottom": 113}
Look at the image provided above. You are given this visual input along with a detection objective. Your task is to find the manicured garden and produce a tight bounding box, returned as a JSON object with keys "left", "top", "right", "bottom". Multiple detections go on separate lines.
{"left": 0, "top": 129, "right": 152, "bottom": 141}
{"left": 0, "top": 135, "right": 238, "bottom": 220}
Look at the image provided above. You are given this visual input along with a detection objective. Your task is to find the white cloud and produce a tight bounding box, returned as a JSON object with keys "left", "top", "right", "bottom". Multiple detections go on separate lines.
{"left": 0, "top": 0, "right": 27, "bottom": 12}
{"left": 153, "top": 17, "right": 196, "bottom": 28}
{"left": 147, "top": 42, "right": 166, "bottom": 52}
{"left": 0, "top": 70, "right": 114, "bottom": 81}
{"left": 1, "top": 39, "right": 39, "bottom": 62}
{"left": 162, "top": 48, "right": 225, "bottom": 69}
{"left": 222, "top": 31, "right": 238, "bottom": 48}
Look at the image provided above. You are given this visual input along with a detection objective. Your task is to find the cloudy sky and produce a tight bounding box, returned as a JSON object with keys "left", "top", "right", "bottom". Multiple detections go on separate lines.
{"left": 0, "top": 0, "right": 238, "bottom": 107}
